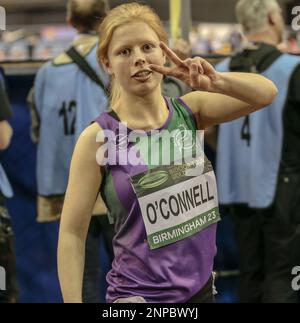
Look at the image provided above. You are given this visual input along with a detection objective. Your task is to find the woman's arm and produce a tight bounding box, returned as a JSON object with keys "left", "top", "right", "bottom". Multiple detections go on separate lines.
{"left": 150, "top": 42, "right": 278, "bottom": 129}
{"left": 57, "top": 123, "right": 104, "bottom": 303}
{"left": 0, "top": 121, "right": 13, "bottom": 150}
{"left": 182, "top": 72, "right": 278, "bottom": 128}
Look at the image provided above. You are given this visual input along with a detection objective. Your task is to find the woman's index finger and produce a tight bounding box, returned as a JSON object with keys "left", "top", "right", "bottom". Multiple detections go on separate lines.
{"left": 159, "top": 42, "right": 184, "bottom": 66}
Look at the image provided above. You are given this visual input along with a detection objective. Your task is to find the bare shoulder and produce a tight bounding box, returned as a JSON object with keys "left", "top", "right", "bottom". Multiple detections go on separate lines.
{"left": 70, "top": 122, "right": 106, "bottom": 169}
{"left": 179, "top": 92, "right": 210, "bottom": 129}
{"left": 79, "top": 122, "right": 103, "bottom": 142}
{"left": 76, "top": 122, "right": 103, "bottom": 151}
{"left": 180, "top": 91, "right": 208, "bottom": 114}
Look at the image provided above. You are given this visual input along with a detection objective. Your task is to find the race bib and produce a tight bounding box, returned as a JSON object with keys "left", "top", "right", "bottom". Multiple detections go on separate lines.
{"left": 130, "top": 160, "right": 221, "bottom": 249}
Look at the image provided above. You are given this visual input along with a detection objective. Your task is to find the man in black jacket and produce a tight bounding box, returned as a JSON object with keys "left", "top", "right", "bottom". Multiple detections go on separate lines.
{"left": 216, "top": 0, "right": 300, "bottom": 303}
{"left": 0, "top": 67, "right": 18, "bottom": 303}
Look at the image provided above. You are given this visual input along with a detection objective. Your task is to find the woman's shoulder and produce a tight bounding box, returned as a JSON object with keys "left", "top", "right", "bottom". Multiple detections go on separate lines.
{"left": 177, "top": 93, "right": 204, "bottom": 130}
{"left": 76, "top": 122, "right": 104, "bottom": 152}
{"left": 179, "top": 92, "right": 201, "bottom": 114}
{"left": 81, "top": 122, "right": 103, "bottom": 139}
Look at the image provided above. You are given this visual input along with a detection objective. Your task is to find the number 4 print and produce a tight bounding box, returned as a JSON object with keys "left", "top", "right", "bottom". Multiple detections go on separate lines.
{"left": 59, "top": 101, "right": 77, "bottom": 135}
{"left": 241, "top": 115, "right": 251, "bottom": 146}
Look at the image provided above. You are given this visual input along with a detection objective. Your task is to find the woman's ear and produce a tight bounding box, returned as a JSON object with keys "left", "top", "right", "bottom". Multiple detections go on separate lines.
{"left": 268, "top": 11, "right": 275, "bottom": 26}
{"left": 102, "top": 58, "right": 113, "bottom": 75}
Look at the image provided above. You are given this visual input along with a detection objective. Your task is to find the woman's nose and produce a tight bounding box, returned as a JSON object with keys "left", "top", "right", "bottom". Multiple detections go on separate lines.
{"left": 135, "top": 57, "right": 146, "bottom": 66}
{"left": 133, "top": 50, "right": 146, "bottom": 66}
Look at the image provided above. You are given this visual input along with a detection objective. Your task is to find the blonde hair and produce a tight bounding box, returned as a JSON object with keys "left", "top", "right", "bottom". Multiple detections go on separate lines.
{"left": 236, "top": 0, "right": 279, "bottom": 35}
{"left": 97, "top": 2, "right": 168, "bottom": 107}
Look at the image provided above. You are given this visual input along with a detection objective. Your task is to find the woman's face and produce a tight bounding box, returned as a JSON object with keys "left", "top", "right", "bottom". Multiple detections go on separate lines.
{"left": 106, "top": 21, "right": 166, "bottom": 97}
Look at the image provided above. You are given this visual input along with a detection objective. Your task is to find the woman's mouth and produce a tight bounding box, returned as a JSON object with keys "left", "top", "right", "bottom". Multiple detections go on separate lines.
{"left": 132, "top": 70, "right": 153, "bottom": 81}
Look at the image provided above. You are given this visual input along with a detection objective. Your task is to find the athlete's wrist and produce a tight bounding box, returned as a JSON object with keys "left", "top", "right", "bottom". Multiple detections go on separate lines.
{"left": 206, "top": 72, "right": 226, "bottom": 94}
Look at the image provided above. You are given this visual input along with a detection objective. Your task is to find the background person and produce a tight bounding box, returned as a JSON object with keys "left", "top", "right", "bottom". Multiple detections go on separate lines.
{"left": 215, "top": 0, "right": 300, "bottom": 302}
{"left": 0, "top": 67, "right": 18, "bottom": 303}
{"left": 28, "top": 0, "right": 114, "bottom": 303}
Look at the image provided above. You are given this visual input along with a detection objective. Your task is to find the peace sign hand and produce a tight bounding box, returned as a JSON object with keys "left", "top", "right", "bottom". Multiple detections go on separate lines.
{"left": 149, "top": 42, "right": 220, "bottom": 92}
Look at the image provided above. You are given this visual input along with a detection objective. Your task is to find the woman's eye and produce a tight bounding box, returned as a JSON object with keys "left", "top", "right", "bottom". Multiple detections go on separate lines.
{"left": 143, "top": 44, "right": 154, "bottom": 51}
{"left": 120, "top": 48, "right": 130, "bottom": 56}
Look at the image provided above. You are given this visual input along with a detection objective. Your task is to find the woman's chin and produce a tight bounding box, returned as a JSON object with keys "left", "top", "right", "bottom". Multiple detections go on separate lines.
{"left": 130, "top": 82, "right": 160, "bottom": 97}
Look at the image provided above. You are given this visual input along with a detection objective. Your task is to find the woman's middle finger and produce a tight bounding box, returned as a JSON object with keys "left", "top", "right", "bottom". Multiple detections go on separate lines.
{"left": 190, "top": 63, "right": 200, "bottom": 89}
{"left": 185, "top": 57, "right": 204, "bottom": 75}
